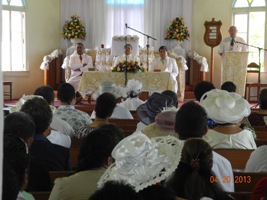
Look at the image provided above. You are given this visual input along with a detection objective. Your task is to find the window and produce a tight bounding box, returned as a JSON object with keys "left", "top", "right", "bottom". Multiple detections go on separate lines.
{"left": 233, "top": 0, "right": 266, "bottom": 70}
{"left": 1, "top": 0, "right": 26, "bottom": 71}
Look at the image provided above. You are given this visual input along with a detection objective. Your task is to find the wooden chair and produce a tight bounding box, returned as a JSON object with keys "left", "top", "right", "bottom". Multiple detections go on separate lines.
{"left": 213, "top": 149, "right": 254, "bottom": 169}
{"left": 234, "top": 171, "right": 267, "bottom": 192}
{"left": 245, "top": 62, "right": 267, "bottom": 102}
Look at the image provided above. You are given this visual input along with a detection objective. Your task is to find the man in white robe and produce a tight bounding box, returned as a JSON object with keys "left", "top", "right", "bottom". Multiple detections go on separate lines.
{"left": 113, "top": 44, "right": 140, "bottom": 67}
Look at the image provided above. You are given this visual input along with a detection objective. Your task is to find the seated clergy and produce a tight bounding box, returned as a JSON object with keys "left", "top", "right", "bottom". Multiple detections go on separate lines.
{"left": 149, "top": 46, "right": 178, "bottom": 93}
{"left": 113, "top": 44, "right": 140, "bottom": 67}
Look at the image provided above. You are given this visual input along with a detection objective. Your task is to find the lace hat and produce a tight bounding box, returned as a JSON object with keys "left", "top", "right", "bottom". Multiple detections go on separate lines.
{"left": 125, "top": 79, "right": 143, "bottom": 96}
{"left": 136, "top": 93, "right": 175, "bottom": 125}
{"left": 200, "top": 89, "right": 251, "bottom": 124}
{"left": 97, "top": 133, "right": 180, "bottom": 192}
{"left": 92, "top": 80, "right": 127, "bottom": 100}
{"left": 142, "top": 109, "right": 178, "bottom": 138}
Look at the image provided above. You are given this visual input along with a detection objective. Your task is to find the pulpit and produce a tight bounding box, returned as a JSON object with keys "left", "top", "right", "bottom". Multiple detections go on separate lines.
{"left": 222, "top": 52, "right": 249, "bottom": 97}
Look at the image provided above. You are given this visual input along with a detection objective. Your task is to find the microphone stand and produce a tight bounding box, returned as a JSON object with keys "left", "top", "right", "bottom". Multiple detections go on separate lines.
{"left": 235, "top": 41, "right": 267, "bottom": 83}
{"left": 124, "top": 36, "right": 128, "bottom": 86}
{"left": 126, "top": 24, "right": 156, "bottom": 71}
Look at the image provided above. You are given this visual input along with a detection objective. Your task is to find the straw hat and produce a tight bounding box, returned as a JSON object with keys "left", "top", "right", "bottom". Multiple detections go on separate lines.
{"left": 200, "top": 89, "right": 251, "bottom": 124}
{"left": 142, "top": 110, "right": 178, "bottom": 138}
{"left": 98, "top": 133, "right": 180, "bottom": 192}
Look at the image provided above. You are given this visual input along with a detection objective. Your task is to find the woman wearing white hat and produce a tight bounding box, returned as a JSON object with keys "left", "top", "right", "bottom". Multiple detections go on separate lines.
{"left": 119, "top": 79, "right": 145, "bottom": 111}
{"left": 200, "top": 89, "right": 256, "bottom": 149}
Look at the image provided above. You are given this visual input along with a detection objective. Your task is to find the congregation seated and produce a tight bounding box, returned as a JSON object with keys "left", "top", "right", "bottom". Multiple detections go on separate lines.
{"left": 135, "top": 92, "right": 175, "bottom": 132}
{"left": 91, "top": 80, "right": 133, "bottom": 119}
{"left": 76, "top": 92, "right": 117, "bottom": 138}
{"left": 174, "top": 101, "right": 234, "bottom": 192}
{"left": 90, "top": 180, "right": 142, "bottom": 200}
{"left": 141, "top": 110, "right": 178, "bottom": 138}
{"left": 165, "top": 138, "right": 234, "bottom": 200}
{"left": 221, "top": 81, "right": 237, "bottom": 92}
{"left": 119, "top": 79, "right": 145, "bottom": 111}
{"left": 245, "top": 145, "right": 267, "bottom": 172}
{"left": 97, "top": 133, "right": 180, "bottom": 195}
{"left": 3, "top": 134, "right": 34, "bottom": 200}
{"left": 34, "top": 85, "right": 73, "bottom": 148}
{"left": 53, "top": 83, "right": 92, "bottom": 137}
{"left": 248, "top": 88, "right": 267, "bottom": 126}
{"left": 49, "top": 124, "right": 123, "bottom": 200}
{"left": 201, "top": 89, "right": 257, "bottom": 149}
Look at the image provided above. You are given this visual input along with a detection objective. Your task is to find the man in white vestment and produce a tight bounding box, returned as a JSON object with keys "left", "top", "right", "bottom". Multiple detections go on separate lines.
{"left": 149, "top": 46, "right": 179, "bottom": 93}
{"left": 68, "top": 43, "right": 93, "bottom": 104}
{"left": 218, "top": 26, "right": 248, "bottom": 56}
{"left": 113, "top": 44, "right": 140, "bottom": 67}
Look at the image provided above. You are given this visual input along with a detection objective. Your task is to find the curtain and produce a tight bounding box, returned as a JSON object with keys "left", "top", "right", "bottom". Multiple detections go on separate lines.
{"left": 61, "top": 0, "right": 192, "bottom": 52}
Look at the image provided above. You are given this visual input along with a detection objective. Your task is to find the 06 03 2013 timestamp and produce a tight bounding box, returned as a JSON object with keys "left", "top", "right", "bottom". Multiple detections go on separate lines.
{"left": 210, "top": 175, "right": 251, "bottom": 184}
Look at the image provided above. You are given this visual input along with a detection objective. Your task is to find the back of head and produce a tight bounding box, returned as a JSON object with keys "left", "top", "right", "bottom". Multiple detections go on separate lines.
{"left": 20, "top": 97, "right": 52, "bottom": 134}
{"left": 169, "top": 138, "right": 214, "bottom": 200}
{"left": 95, "top": 93, "right": 117, "bottom": 119}
{"left": 259, "top": 89, "right": 267, "bottom": 109}
{"left": 90, "top": 180, "right": 142, "bottom": 200}
{"left": 34, "top": 85, "right": 54, "bottom": 105}
{"left": 3, "top": 134, "right": 30, "bottom": 192}
{"left": 194, "top": 81, "right": 215, "bottom": 101}
{"left": 221, "top": 81, "right": 236, "bottom": 92}
{"left": 139, "top": 185, "right": 176, "bottom": 200}
{"left": 175, "top": 101, "right": 207, "bottom": 140}
{"left": 77, "top": 124, "right": 124, "bottom": 172}
{"left": 161, "top": 90, "right": 178, "bottom": 108}
{"left": 57, "top": 83, "right": 75, "bottom": 104}
{"left": 4, "top": 112, "right": 35, "bottom": 141}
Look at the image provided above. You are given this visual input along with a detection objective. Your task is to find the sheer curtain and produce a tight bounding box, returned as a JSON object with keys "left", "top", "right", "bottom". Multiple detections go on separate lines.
{"left": 61, "top": 0, "right": 192, "bottom": 51}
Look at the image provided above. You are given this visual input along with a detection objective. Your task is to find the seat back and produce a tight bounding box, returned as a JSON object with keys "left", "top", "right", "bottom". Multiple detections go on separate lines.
{"left": 247, "top": 62, "right": 261, "bottom": 84}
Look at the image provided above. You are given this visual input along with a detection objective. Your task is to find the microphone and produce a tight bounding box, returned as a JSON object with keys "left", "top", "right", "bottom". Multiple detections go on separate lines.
{"left": 125, "top": 23, "right": 128, "bottom": 29}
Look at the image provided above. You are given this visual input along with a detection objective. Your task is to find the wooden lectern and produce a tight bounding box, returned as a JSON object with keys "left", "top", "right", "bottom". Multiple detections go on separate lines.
{"left": 222, "top": 52, "right": 249, "bottom": 97}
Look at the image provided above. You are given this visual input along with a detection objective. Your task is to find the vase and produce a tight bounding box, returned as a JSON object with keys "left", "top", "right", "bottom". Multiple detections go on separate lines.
{"left": 70, "top": 38, "right": 83, "bottom": 46}
{"left": 174, "top": 41, "right": 183, "bottom": 49}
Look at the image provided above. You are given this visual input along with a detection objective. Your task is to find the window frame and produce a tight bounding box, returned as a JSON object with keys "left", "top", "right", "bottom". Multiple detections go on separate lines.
{"left": 232, "top": 0, "right": 267, "bottom": 71}
{"left": 2, "top": 0, "right": 27, "bottom": 72}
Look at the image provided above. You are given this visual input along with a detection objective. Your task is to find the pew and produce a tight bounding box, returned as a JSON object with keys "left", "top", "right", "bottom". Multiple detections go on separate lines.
{"left": 255, "top": 139, "right": 267, "bottom": 147}
{"left": 30, "top": 192, "right": 51, "bottom": 200}
{"left": 255, "top": 130, "right": 267, "bottom": 140}
{"left": 228, "top": 192, "right": 251, "bottom": 200}
{"left": 234, "top": 171, "right": 267, "bottom": 192}
{"left": 213, "top": 149, "right": 254, "bottom": 169}
{"left": 70, "top": 137, "right": 83, "bottom": 170}
{"left": 49, "top": 171, "right": 74, "bottom": 184}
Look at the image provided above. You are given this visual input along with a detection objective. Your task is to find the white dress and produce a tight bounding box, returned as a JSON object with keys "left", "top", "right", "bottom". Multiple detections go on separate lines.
{"left": 149, "top": 56, "right": 178, "bottom": 93}
{"left": 119, "top": 97, "right": 145, "bottom": 111}
{"left": 90, "top": 104, "right": 133, "bottom": 119}
{"left": 203, "top": 129, "right": 257, "bottom": 149}
{"left": 68, "top": 52, "right": 93, "bottom": 91}
{"left": 245, "top": 145, "right": 267, "bottom": 172}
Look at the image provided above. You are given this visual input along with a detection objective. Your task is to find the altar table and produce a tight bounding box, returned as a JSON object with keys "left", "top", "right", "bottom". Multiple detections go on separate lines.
{"left": 77, "top": 71, "right": 174, "bottom": 97}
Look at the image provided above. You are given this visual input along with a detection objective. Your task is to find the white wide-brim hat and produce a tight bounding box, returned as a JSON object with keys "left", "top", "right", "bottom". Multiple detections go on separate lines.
{"left": 92, "top": 80, "right": 127, "bottom": 100}
{"left": 125, "top": 79, "right": 143, "bottom": 95}
{"left": 98, "top": 133, "right": 180, "bottom": 192}
{"left": 200, "top": 89, "right": 251, "bottom": 124}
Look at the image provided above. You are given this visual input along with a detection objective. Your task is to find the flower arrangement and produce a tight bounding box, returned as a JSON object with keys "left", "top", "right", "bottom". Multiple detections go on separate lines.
{"left": 62, "top": 15, "right": 86, "bottom": 40}
{"left": 112, "top": 60, "right": 145, "bottom": 73}
{"left": 165, "top": 16, "right": 190, "bottom": 41}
